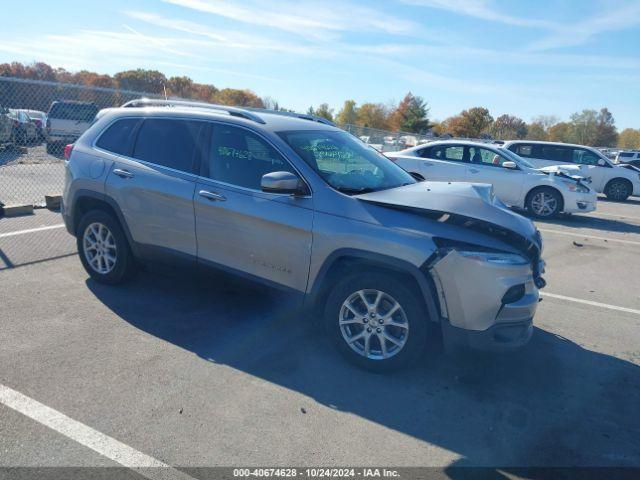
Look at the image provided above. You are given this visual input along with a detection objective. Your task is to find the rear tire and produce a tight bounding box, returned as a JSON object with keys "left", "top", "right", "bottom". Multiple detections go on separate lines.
{"left": 77, "top": 209, "right": 136, "bottom": 285}
{"left": 323, "top": 272, "right": 429, "bottom": 372}
{"left": 605, "top": 178, "right": 631, "bottom": 202}
{"left": 526, "top": 187, "right": 562, "bottom": 218}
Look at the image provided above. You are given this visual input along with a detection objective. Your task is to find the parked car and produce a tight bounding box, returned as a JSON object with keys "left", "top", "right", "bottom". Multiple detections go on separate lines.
{"left": 615, "top": 150, "right": 640, "bottom": 168}
{"left": 46, "top": 101, "right": 98, "bottom": 154}
{"left": 0, "top": 106, "right": 13, "bottom": 147}
{"left": 386, "top": 141, "right": 596, "bottom": 218}
{"left": 23, "top": 109, "right": 47, "bottom": 140}
{"left": 503, "top": 141, "right": 640, "bottom": 201}
{"left": 62, "top": 99, "right": 545, "bottom": 371}
{"left": 8, "top": 109, "right": 38, "bottom": 145}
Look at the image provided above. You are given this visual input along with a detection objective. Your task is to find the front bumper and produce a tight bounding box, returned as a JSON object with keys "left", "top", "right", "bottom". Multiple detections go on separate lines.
{"left": 442, "top": 318, "right": 533, "bottom": 351}
{"left": 562, "top": 190, "right": 597, "bottom": 214}
{"left": 430, "top": 250, "right": 540, "bottom": 351}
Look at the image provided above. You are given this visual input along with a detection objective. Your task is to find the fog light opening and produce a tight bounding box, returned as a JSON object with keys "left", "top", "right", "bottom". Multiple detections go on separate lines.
{"left": 502, "top": 284, "right": 525, "bottom": 304}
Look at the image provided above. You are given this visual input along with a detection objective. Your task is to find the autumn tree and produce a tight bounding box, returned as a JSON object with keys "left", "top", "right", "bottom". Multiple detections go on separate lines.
{"left": 356, "top": 103, "right": 389, "bottom": 129}
{"left": 593, "top": 108, "right": 618, "bottom": 147}
{"left": 335, "top": 100, "right": 358, "bottom": 126}
{"left": 314, "top": 103, "right": 334, "bottom": 121}
{"left": 547, "top": 122, "right": 572, "bottom": 143}
{"left": 618, "top": 128, "right": 640, "bottom": 149}
{"left": 214, "top": 88, "right": 264, "bottom": 107}
{"left": 447, "top": 107, "right": 493, "bottom": 138}
{"left": 114, "top": 69, "right": 168, "bottom": 94}
{"left": 526, "top": 122, "right": 547, "bottom": 140}
{"left": 167, "top": 76, "right": 194, "bottom": 99}
{"left": 389, "top": 92, "right": 430, "bottom": 133}
{"left": 490, "top": 114, "right": 527, "bottom": 140}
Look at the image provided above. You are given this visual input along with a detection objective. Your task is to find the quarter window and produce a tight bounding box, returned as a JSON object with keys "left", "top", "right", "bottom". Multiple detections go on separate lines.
{"left": 133, "top": 119, "right": 203, "bottom": 173}
{"left": 206, "top": 124, "right": 295, "bottom": 190}
{"left": 512, "top": 144, "right": 533, "bottom": 158}
{"left": 96, "top": 118, "right": 140, "bottom": 156}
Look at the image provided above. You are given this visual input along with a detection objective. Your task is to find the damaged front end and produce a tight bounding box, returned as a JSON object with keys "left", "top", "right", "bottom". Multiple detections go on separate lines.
{"left": 355, "top": 181, "right": 545, "bottom": 351}
{"left": 425, "top": 216, "right": 543, "bottom": 351}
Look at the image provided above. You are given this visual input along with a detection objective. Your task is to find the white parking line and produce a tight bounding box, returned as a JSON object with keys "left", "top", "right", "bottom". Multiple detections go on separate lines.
{"left": 538, "top": 228, "right": 640, "bottom": 246}
{"left": 0, "top": 224, "right": 66, "bottom": 239}
{"left": 0, "top": 384, "right": 196, "bottom": 480}
{"left": 543, "top": 292, "right": 640, "bottom": 316}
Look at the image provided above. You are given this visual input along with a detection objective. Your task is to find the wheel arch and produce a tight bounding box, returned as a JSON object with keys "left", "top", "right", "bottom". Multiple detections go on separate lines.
{"left": 71, "top": 189, "right": 139, "bottom": 257}
{"left": 605, "top": 177, "right": 633, "bottom": 194}
{"left": 307, "top": 249, "right": 441, "bottom": 324}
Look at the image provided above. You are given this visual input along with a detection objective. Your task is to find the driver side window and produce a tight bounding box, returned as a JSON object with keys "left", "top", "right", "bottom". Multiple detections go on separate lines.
{"left": 469, "top": 147, "right": 511, "bottom": 167}
{"left": 572, "top": 149, "right": 603, "bottom": 166}
{"left": 205, "top": 124, "right": 296, "bottom": 190}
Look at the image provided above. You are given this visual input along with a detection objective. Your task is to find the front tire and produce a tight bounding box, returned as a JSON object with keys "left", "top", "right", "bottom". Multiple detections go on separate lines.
{"left": 77, "top": 209, "right": 136, "bottom": 284}
{"left": 526, "top": 187, "right": 562, "bottom": 218}
{"left": 605, "top": 179, "right": 631, "bottom": 202}
{"left": 324, "top": 272, "right": 429, "bottom": 372}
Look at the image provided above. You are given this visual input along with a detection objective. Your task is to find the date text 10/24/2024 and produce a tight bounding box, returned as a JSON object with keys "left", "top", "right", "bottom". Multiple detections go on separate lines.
{"left": 233, "top": 468, "right": 401, "bottom": 478}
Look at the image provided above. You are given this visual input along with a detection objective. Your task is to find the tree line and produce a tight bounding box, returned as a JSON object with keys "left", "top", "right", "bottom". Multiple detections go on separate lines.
{"left": 2, "top": 61, "right": 638, "bottom": 149}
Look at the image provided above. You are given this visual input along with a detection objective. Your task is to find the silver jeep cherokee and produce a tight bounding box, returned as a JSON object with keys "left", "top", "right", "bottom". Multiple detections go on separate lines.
{"left": 62, "top": 99, "right": 545, "bottom": 372}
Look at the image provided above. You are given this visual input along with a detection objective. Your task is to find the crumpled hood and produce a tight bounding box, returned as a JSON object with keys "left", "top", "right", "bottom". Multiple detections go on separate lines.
{"left": 354, "top": 181, "right": 538, "bottom": 242}
{"left": 539, "top": 164, "right": 585, "bottom": 176}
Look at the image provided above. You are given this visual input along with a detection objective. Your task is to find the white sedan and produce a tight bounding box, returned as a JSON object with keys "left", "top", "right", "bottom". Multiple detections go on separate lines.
{"left": 386, "top": 140, "right": 597, "bottom": 218}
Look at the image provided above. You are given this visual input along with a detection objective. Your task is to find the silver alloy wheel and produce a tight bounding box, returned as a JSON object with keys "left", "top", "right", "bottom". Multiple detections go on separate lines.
{"left": 339, "top": 289, "right": 409, "bottom": 360}
{"left": 83, "top": 222, "right": 117, "bottom": 275}
{"left": 531, "top": 191, "right": 558, "bottom": 217}
{"left": 609, "top": 182, "right": 629, "bottom": 200}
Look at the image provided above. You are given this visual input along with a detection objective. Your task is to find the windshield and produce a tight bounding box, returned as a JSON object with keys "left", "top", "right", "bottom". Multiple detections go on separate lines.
{"left": 278, "top": 130, "right": 415, "bottom": 194}
{"left": 500, "top": 147, "right": 535, "bottom": 169}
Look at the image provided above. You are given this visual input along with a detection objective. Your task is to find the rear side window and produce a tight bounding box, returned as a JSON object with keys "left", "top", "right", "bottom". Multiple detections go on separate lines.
{"left": 619, "top": 152, "right": 633, "bottom": 158}
{"left": 48, "top": 103, "right": 98, "bottom": 122}
{"left": 96, "top": 118, "right": 140, "bottom": 156}
{"left": 430, "top": 145, "right": 467, "bottom": 162}
{"left": 510, "top": 144, "right": 533, "bottom": 157}
{"left": 540, "top": 146, "right": 572, "bottom": 163}
{"left": 133, "top": 119, "right": 204, "bottom": 173}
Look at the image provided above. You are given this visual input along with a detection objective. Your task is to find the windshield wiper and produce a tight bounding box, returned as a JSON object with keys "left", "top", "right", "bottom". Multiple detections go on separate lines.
{"left": 334, "top": 186, "right": 376, "bottom": 194}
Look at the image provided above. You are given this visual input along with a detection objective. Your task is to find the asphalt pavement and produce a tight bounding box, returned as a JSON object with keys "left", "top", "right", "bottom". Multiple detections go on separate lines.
{"left": 0, "top": 198, "right": 639, "bottom": 475}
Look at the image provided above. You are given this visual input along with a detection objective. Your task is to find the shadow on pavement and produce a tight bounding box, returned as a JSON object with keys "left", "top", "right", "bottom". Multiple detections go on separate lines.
{"left": 87, "top": 270, "right": 640, "bottom": 473}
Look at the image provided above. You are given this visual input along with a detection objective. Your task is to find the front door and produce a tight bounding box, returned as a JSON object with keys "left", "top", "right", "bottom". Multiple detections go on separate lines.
{"left": 466, "top": 146, "right": 525, "bottom": 206}
{"left": 194, "top": 123, "right": 313, "bottom": 292}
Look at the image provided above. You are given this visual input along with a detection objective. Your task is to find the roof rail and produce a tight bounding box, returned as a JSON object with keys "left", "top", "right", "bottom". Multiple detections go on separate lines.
{"left": 243, "top": 107, "right": 336, "bottom": 126}
{"left": 120, "top": 98, "right": 266, "bottom": 124}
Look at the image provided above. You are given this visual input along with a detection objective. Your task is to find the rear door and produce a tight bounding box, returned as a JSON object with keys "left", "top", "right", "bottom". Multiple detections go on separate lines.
{"left": 417, "top": 144, "right": 470, "bottom": 181}
{"left": 194, "top": 122, "right": 313, "bottom": 291}
{"left": 104, "top": 117, "right": 204, "bottom": 262}
{"left": 466, "top": 146, "right": 525, "bottom": 205}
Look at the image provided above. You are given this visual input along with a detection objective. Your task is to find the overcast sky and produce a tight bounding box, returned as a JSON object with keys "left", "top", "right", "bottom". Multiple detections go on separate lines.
{"left": 3, "top": 0, "right": 640, "bottom": 127}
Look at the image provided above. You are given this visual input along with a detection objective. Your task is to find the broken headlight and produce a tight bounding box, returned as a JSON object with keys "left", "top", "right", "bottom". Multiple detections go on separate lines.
{"left": 453, "top": 250, "right": 529, "bottom": 266}
{"left": 561, "top": 180, "right": 590, "bottom": 193}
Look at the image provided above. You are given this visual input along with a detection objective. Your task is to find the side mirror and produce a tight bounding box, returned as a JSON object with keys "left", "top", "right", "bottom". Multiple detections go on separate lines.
{"left": 597, "top": 159, "right": 606, "bottom": 166}
{"left": 502, "top": 161, "right": 517, "bottom": 169}
{"left": 261, "top": 171, "right": 307, "bottom": 195}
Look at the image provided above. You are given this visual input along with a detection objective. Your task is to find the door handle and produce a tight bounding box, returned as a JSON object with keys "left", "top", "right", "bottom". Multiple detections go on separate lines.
{"left": 469, "top": 168, "right": 479, "bottom": 173}
{"left": 199, "top": 190, "right": 227, "bottom": 202}
{"left": 113, "top": 168, "right": 134, "bottom": 179}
